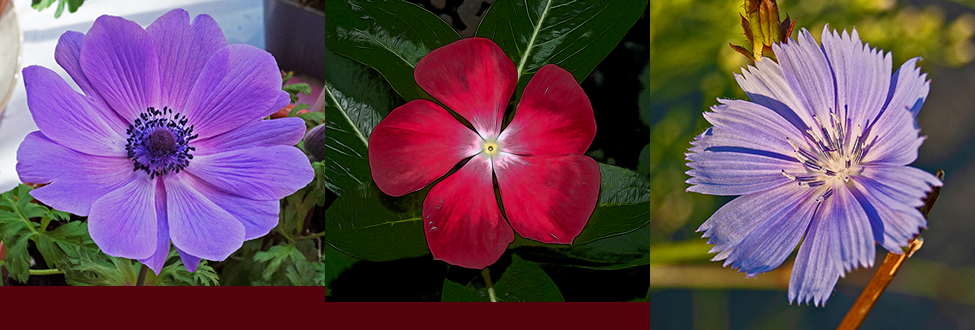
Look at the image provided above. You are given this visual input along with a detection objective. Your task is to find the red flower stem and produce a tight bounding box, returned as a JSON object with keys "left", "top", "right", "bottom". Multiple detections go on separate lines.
{"left": 837, "top": 169, "right": 943, "bottom": 330}
{"left": 481, "top": 268, "right": 497, "bottom": 302}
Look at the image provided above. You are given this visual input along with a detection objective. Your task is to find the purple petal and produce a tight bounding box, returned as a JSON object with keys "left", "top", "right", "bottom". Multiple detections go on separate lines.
{"left": 182, "top": 173, "right": 280, "bottom": 240}
{"left": 80, "top": 14, "right": 161, "bottom": 121}
{"left": 23, "top": 66, "right": 127, "bottom": 156}
{"left": 88, "top": 175, "right": 158, "bottom": 260}
{"left": 17, "top": 132, "right": 134, "bottom": 216}
{"left": 774, "top": 28, "right": 835, "bottom": 123}
{"left": 820, "top": 27, "right": 893, "bottom": 130}
{"left": 192, "top": 117, "right": 305, "bottom": 156}
{"left": 702, "top": 182, "right": 819, "bottom": 276}
{"left": 147, "top": 9, "right": 226, "bottom": 110}
{"left": 137, "top": 179, "right": 170, "bottom": 275}
{"left": 186, "top": 145, "right": 313, "bottom": 201}
{"left": 828, "top": 184, "right": 876, "bottom": 273}
{"left": 55, "top": 31, "right": 108, "bottom": 109}
{"left": 184, "top": 45, "right": 290, "bottom": 139}
{"left": 164, "top": 175, "right": 245, "bottom": 261}
{"left": 686, "top": 131, "right": 803, "bottom": 196}
{"left": 789, "top": 206, "right": 843, "bottom": 307}
{"left": 176, "top": 247, "right": 203, "bottom": 272}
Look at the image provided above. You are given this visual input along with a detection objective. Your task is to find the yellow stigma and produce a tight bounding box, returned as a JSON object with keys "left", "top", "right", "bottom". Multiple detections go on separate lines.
{"left": 482, "top": 139, "right": 501, "bottom": 157}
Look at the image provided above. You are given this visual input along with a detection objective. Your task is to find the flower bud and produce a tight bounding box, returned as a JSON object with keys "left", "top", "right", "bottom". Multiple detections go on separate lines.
{"left": 730, "top": 0, "right": 796, "bottom": 62}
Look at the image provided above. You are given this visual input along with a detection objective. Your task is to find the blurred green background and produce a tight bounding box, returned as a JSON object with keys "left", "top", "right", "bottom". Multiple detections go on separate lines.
{"left": 405, "top": 0, "right": 975, "bottom": 328}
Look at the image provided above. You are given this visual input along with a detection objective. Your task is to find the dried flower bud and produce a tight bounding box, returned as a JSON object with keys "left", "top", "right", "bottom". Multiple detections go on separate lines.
{"left": 730, "top": 0, "right": 797, "bottom": 63}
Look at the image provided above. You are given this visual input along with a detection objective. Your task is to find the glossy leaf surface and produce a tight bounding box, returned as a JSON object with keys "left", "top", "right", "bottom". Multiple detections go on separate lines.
{"left": 316, "top": 0, "right": 460, "bottom": 101}
{"left": 477, "top": 0, "right": 648, "bottom": 90}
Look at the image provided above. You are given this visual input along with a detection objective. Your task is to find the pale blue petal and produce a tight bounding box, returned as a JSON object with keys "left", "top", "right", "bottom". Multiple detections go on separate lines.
{"left": 686, "top": 132, "right": 802, "bottom": 196}
{"left": 829, "top": 184, "right": 876, "bottom": 273}
{"left": 702, "top": 99, "right": 807, "bottom": 156}
{"left": 712, "top": 183, "right": 820, "bottom": 276}
{"left": 789, "top": 209, "right": 843, "bottom": 307}
{"left": 774, "top": 28, "right": 836, "bottom": 123}
{"left": 860, "top": 58, "right": 928, "bottom": 165}
{"left": 820, "top": 27, "right": 893, "bottom": 130}
{"left": 735, "top": 53, "right": 816, "bottom": 133}
{"left": 851, "top": 165, "right": 937, "bottom": 252}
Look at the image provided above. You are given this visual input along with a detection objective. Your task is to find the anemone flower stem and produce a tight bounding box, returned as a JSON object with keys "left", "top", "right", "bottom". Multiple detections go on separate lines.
{"left": 481, "top": 268, "right": 497, "bottom": 302}
{"left": 135, "top": 264, "right": 149, "bottom": 286}
{"left": 837, "top": 169, "right": 944, "bottom": 330}
{"left": 28, "top": 268, "right": 63, "bottom": 275}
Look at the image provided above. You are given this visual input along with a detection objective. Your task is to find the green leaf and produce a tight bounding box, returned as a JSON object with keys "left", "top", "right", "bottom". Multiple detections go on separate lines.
{"left": 315, "top": 243, "right": 357, "bottom": 288}
{"left": 4, "top": 233, "right": 32, "bottom": 283}
{"left": 319, "top": 184, "right": 429, "bottom": 261}
{"left": 31, "top": 0, "right": 56, "bottom": 10}
{"left": 253, "top": 244, "right": 305, "bottom": 282}
{"left": 0, "top": 185, "right": 43, "bottom": 282}
{"left": 302, "top": 35, "right": 402, "bottom": 196}
{"left": 36, "top": 221, "right": 89, "bottom": 269}
{"left": 442, "top": 254, "right": 563, "bottom": 302}
{"left": 493, "top": 255, "right": 564, "bottom": 302}
{"left": 573, "top": 164, "right": 657, "bottom": 244}
{"left": 441, "top": 277, "right": 489, "bottom": 302}
{"left": 283, "top": 83, "right": 312, "bottom": 103}
{"left": 316, "top": 0, "right": 460, "bottom": 101}
{"left": 520, "top": 237, "right": 713, "bottom": 271}
{"left": 67, "top": 0, "right": 84, "bottom": 13}
{"left": 477, "top": 0, "right": 648, "bottom": 89}
{"left": 157, "top": 249, "right": 220, "bottom": 286}
{"left": 59, "top": 245, "right": 133, "bottom": 286}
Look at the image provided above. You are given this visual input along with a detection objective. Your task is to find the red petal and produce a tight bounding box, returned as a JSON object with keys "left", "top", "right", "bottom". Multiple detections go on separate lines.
{"left": 369, "top": 100, "right": 481, "bottom": 196}
{"left": 499, "top": 64, "right": 596, "bottom": 156}
{"left": 423, "top": 156, "right": 513, "bottom": 269}
{"left": 415, "top": 37, "right": 516, "bottom": 138}
{"left": 495, "top": 153, "right": 600, "bottom": 244}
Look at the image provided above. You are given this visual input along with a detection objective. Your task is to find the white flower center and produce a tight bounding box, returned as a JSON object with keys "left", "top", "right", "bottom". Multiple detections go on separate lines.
{"left": 782, "top": 110, "right": 871, "bottom": 190}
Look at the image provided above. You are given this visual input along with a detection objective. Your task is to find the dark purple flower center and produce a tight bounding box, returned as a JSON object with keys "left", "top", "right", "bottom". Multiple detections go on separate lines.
{"left": 125, "top": 106, "right": 198, "bottom": 179}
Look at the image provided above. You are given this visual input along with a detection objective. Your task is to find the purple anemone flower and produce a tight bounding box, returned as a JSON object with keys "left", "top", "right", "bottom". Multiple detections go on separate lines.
{"left": 15, "top": 9, "right": 314, "bottom": 274}
{"left": 686, "top": 26, "right": 942, "bottom": 305}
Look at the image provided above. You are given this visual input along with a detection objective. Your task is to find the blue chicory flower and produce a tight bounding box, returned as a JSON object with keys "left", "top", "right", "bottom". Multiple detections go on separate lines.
{"left": 686, "top": 26, "right": 942, "bottom": 305}
{"left": 16, "top": 9, "right": 314, "bottom": 274}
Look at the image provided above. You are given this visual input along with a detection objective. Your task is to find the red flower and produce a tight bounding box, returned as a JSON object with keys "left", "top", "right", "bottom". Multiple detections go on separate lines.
{"left": 368, "top": 38, "right": 600, "bottom": 269}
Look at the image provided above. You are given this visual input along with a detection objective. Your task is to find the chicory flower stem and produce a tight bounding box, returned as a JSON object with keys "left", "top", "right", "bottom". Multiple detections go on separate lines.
{"left": 838, "top": 169, "right": 944, "bottom": 330}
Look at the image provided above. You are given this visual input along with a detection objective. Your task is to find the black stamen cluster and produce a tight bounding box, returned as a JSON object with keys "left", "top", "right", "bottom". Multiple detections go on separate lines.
{"left": 125, "top": 106, "right": 199, "bottom": 179}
